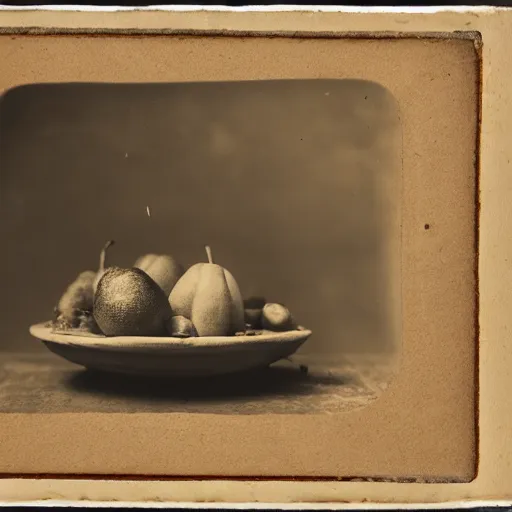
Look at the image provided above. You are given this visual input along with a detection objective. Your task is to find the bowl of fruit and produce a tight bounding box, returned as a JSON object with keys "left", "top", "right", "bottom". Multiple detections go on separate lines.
{"left": 29, "top": 243, "right": 312, "bottom": 377}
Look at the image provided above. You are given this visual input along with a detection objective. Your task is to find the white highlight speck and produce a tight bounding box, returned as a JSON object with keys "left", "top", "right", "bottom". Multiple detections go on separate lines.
{"left": 125, "top": 153, "right": 128, "bottom": 158}
{"left": 146, "top": 206, "right": 151, "bottom": 217}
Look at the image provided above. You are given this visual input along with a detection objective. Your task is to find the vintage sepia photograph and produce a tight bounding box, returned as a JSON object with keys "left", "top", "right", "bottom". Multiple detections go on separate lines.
{"left": 0, "top": 29, "right": 481, "bottom": 484}
{"left": 0, "top": 78, "right": 402, "bottom": 415}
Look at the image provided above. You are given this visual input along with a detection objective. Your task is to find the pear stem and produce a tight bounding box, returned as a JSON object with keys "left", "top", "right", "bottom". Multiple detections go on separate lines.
{"left": 99, "top": 240, "right": 115, "bottom": 272}
{"left": 205, "top": 245, "right": 214, "bottom": 264}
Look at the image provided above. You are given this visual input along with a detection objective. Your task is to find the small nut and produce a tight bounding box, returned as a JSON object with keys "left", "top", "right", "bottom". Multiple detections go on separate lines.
{"left": 244, "top": 308, "right": 262, "bottom": 329}
{"left": 167, "top": 316, "right": 197, "bottom": 338}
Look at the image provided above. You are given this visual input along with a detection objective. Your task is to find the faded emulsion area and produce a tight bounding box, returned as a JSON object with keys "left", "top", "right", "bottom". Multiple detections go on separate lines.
{"left": 0, "top": 79, "right": 402, "bottom": 413}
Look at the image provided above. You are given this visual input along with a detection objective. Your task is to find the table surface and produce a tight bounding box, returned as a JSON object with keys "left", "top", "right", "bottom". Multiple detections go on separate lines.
{"left": 0, "top": 351, "right": 394, "bottom": 414}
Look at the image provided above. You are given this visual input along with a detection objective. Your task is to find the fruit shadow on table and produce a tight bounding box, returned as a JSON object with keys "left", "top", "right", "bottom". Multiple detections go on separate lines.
{"left": 63, "top": 363, "right": 352, "bottom": 403}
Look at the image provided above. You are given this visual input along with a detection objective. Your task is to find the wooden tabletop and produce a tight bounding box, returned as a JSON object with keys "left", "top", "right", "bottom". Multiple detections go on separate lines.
{"left": 0, "top": 351, "right": 393, "bottom": 415}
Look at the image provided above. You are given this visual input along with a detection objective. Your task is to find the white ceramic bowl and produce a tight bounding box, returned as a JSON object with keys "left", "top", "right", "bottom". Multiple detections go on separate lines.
{"left": 29, "top": 322, "right": 312, "bottom": 377}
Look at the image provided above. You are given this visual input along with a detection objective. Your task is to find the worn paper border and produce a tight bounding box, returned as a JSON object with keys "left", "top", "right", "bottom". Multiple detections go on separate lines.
{"left": 2, "top": 4, "right": 503, "bottom": 508}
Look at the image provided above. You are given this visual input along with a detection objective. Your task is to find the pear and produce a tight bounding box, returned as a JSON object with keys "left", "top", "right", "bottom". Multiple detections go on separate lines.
{"left": 223, "top": 268, "right": 246, "bottom": 334}
{"left": 55, "top": 270, "right": 96, "bottom": 327}
{"left": 191, "top": 246, "right": 232, "bottom": 336}
{"left": 168, "top": 263, "right": 202, "bottom": 318}
{"left": 261, "top": 303, "right": 297, "bottom": 332}
{"left": 169, "top": 246, "right": 245, "bottom": 336}
{"left": 134, "top": 253, "right": 184, "bottom": 296}
{"left": 93, "top": 266, "right": 172, "bottom": 337}
{"left": 92, "top": 240, "right": 115, "bottom": 293}
{"left": 54, "top": 241, "right": 115, "bottom": 330}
